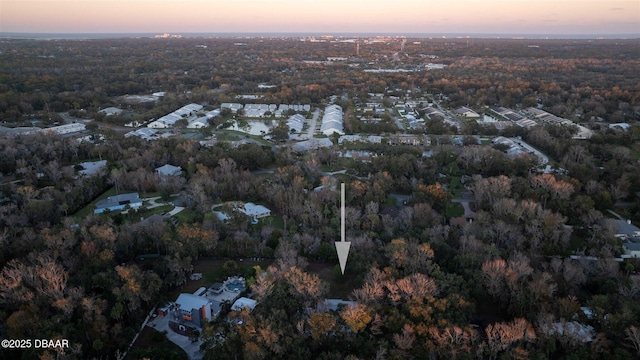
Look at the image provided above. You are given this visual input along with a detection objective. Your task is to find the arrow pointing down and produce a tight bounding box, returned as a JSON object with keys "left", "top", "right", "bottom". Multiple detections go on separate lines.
{"left": 335, "top": 183, "right": 351, "bottom": 274}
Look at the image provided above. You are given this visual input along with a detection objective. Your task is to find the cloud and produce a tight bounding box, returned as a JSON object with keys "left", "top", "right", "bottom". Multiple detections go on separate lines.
{"left": 609, "top": 8, "right": 624, "bottom": 11}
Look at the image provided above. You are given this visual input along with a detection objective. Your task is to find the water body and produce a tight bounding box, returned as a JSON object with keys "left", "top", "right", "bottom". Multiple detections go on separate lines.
{"left": 224, "top": 120, "right": 276, "bottom": 136}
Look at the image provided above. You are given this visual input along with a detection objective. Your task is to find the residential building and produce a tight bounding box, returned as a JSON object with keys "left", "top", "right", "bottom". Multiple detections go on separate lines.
{"left": 175, "top": 293, "right": 213, "bottom": 327}
{"left": 99, "top": 107, "right": 123, "bottom": 116}
{"left": 94, "top": 193, "right": 143, "bottom": 214}
{"left": 320, "top": 104, "right": 344, "bottom": 136}
{"left": 155, "top": 164, "right": 182, "bottom": 177}
{"left": 614, "top": 219, "right": 640, "bottom": 240}
{"left": 220, "top": 103, "right": 244, "bottom": 113}
{"left": 187, "top": 116, "right": 210, "bottom": 129}
{"left": 623, "top": 243, "right": 640, "bottom": 258}
{"left": 455, "top": 106, "right": 480, "bottom": 118}
{"left": 287, "top": 114, "right": 306, "bottom": 133}
{"left": 148, "top": 103, "right": 203, "bottom": 128}
{"left": 45, "top": 123, "right": 86, "bottom": 135}
{"left": 125, "top": 128, "right": 159, "bottom": 141}
{"left": 231, "top": 297, "right": 257, "bottom": 311}
{"left": 338, "top": 135, "right": 382, "bottom": 144}
{"left": 239, "top": 202, "right": 271, "bottom": 219}
{"left": 78, "top": 160, "right": 107, "bottom": 177}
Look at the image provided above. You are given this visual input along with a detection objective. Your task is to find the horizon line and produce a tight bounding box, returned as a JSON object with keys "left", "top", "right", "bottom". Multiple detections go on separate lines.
{"left": 1, "top": 31, "right": 639, "bottom": 41}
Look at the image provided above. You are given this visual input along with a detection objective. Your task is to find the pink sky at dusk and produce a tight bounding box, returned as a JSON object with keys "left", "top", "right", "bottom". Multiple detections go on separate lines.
{"left": 1, "top": 0, "right": 638, "bottom": 35}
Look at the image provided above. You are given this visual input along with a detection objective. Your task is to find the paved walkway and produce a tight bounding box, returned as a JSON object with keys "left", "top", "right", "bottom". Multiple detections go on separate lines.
{"left": 452, "top": 198, "right": 475, "bottom": 217}
{"left": 144, "top": 197, "right": 184, "bottom": 217}
{"left": 147, "top": 314, "right": 204, "bottom": 360}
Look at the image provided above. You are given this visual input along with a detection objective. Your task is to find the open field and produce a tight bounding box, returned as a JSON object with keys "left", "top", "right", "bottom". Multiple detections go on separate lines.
{"left": 126, "top": 327, "right": 187, "bottom": 360}
{"left": 166, "top": 258, "right": 273, "bottom": 301}
{"left": 306, "top": 262, "right": 358, "bottom": 299}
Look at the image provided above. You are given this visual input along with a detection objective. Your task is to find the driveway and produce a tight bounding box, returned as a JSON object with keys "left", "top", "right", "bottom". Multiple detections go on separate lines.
{"left": 147, "top": 314, "right": 204, "bottom": 360}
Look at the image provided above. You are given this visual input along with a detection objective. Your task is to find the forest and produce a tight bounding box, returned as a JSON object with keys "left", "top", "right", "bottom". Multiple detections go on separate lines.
{"left": 0, "top": 36, "right": 639, "bottom": 359}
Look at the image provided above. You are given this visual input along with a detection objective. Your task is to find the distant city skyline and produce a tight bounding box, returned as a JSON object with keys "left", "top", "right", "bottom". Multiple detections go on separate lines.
{"left": 1, "top": 0, "right": 639, "bottom": 36}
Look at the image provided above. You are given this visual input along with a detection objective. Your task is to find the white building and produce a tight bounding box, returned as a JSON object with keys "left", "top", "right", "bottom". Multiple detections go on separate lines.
{"left": 320, "top": 104, "right": 344, "bottom": 136}
{"left": 175, "top": 293, "right": 213, "bottom": 326}
{"left": 221, "top": 103, "right": 244, "bottom": 113}
{"left": 338, "top": 135, "right": 382, "bottom": 144}
{"left": 240, "top": 202, "right": 271, "bottom": 219}
{"left": 125, "top": 128, "right": 159, "bottom": 141}
{"left": 231, "top": 297, "right": 257, "bottom": 311}
{"left": 46, "top": 123, "right": 86, "bottom": 135}
{"left": 287, "top": 114, "right": 306, "bottom": 133}
{"left": 78, "top": 160, "right": 107, "bottom": 177}
{"left": 455, "top": 106, "right": 480, "bottom": 118}
{"left": 148, "top": 103, "right": 203, "bottom": 128}
{"left": 99, "top": 107, "right": 123, "bottom": 116}
{"left": 155, "top": 164, "right": 182, "bottom": 176}
{"left": 187, "top": 116, "right": 210, "bottom": 129}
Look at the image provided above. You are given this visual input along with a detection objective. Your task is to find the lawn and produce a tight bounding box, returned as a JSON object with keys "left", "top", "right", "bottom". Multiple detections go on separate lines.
{"left": 166, "top": 258, "right": 273, "bottom": 301}
{"left": 306, "top": 262, "right": 358, "bottom": 299}
{"left": 71, "top": 186, "right": 119, "bottom": 219}
{"left": 446, "top": 202, "right": 465, "bottom": 218}
{"left": 125, "top": 327, "right": 187, "bottom": 360}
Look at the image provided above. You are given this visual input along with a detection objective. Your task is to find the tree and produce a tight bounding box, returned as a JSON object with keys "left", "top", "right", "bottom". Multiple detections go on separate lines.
{"left": 625, "top": 326, "right": 640, "bottom": 356}
{"left": 340, "top": 303, "right": 372, "bottom": 333}
{"left": 307, "top": 312, "right": 336, "bottom": 341}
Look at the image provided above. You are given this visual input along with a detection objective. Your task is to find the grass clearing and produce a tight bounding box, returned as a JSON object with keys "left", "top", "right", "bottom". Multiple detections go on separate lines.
{"left": 446, "top": 202, "right": 465, "bottom": 218}
{"left": 306, "top": 262, "right": 357, "bottom": 299}
{"left": 126, "top": 327, "right": 187, "bottom": 360}
{"left": 72, "top": 186, "right": 118, "bottom": 219}
{"left": 166, "top": 258, "right": 273, "bottom": 301}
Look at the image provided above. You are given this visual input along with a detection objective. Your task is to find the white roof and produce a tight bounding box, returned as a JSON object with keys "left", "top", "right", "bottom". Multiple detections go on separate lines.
{"left": 287, "top": 114, "right": 306, "bottom": 132}
{"left": 78, "top": 160, "right": 107, "bottom": 176}
{"left": 240, "top": 203, "right": 270, "bottom": 217}
{"left": 231, "top": 297, "right": 257, "bottom": 311}
{"left": 176, "top": 293, "right": 211, "bottom": 311}
{"left": 539, "top": 321, "right": 594, "bottom": 342}
{"left": 188, "top": 117, "right": 210, "bottom": 128}
{"left": 99, "top": 107, "right": 123, "bottom": 115}
{"left": 156, "top": 164, "right": 182, "bottom": 176}
{"left": 206, "top": 109, "right": 221, "bottom": 118}
{"left": 323, "top": 298, "right": 356, "bottom": 311}
{"left": 221, "top": 103, "right": 244, "bottom": 112}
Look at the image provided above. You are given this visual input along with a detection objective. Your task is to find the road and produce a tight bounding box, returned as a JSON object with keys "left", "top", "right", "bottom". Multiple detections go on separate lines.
{"left": 305, "top": 109, "right": 320, "bottom": 139}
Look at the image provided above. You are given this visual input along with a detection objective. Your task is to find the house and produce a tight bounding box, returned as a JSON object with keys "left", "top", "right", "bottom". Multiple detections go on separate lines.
{"left": 175, "top": 293, "right": 213, "bottom": 327}
{"left": 187, "top": 116, "right": 210, "bottom": 129}
{"left": 623, "top": 242, "right": 640, "bottom": 258}
{"left": 125, "top": 128, "right": 159, "bottom": 141}
{"left": 539, "top": 321, "right": 595, "bottom": 343}
{"left": 94, "top": 193, "right": 143, "bottom": 214}
{"left": 99, "top": 107, "right": 123, "bottom": 116}
{"left": 155, "top": 164, "right": 182, "bottom": 176}
{"left": 455, "top": 106, "right": 480, "bottom": 118}
{"left": 148, "top": 103, "right": 203, "bottom": 128}
{"left": 239, "top": 202, "right": 271, "bottom": 219}
{"left": 214, "top": 202, "right": 271, "bottom": 222}
{"left": 210, "top": 283, "right": 224, "bottom": 295}
{"left": 320, "top": 299, "right": 357, "bottom": 312}
{"left": 287, "top": 114, "right": 306, "bottom": 133}
{"left": 338, "top": 135, "right": 382, "bottom": 144}
{"left": 614, "top": 219, "right": 640, "bottom": 240}
{"left": 320, "top": 104, "right": 344, "bottom": 136}
{"left": 220, "top": 103, "right": 244, "bottom": 113}
{"left": 77, "top": 160, "right": 107, "bottom": 177}
{"left": 46, "top": 123, "right": 86, "bottom": 135}
{"left": 231, "top": 297, "right": 257, "bottom": 311}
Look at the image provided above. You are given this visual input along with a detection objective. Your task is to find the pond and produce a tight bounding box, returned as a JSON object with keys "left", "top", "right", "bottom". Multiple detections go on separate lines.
{"left": 223, "top": 120, "right": 277, "bottom": 135}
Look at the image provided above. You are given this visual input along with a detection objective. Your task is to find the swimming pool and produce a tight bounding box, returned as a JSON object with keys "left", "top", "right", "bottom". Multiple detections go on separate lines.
{"left": 226, "top": 281, "right": 245, "bottom": 292}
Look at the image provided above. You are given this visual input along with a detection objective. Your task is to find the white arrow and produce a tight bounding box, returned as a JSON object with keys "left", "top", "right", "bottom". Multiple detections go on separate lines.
{"left": 335, "top": 183, "right": 351, "bottom": 274}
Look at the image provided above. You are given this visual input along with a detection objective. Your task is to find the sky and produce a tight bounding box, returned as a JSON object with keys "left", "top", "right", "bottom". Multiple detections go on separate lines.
{"left": 1, "top": 0, "right": 639, "bottom": 35}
